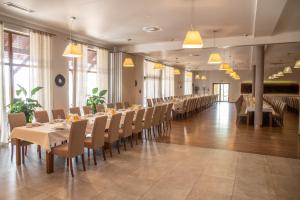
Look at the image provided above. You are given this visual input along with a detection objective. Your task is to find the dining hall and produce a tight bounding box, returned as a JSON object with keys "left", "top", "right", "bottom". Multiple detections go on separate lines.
{"left": 0, "top": 0, "right": 299, "bottom": 199}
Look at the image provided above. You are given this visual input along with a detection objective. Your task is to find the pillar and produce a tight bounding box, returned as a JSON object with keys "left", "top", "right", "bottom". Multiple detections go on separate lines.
{"left": 254, "top": 45, "right": 264, "bottom": 128}
{"left": 252, "top": 65, "right": 256, "bottom": 97}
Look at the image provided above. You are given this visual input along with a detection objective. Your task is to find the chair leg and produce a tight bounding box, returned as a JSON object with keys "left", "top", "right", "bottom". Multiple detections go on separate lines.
{"left": 93, "top": 149, "right": 97, "bottom": 165}
{"left": 87, "top": 148, "right": 90, "bottom": 163}
{"left": 24, "top": 146, "right": 27, "bottom": 156}
{"left": 122, "top": 138, "right": 126, "bottom": 151}
{"left": 67, "top": 158, "right": 69, "bottom": 168}
{"left": 116, "top": 141, "right": 120, "bottom": 154}
{"left": 109, "top": 144, "right": 112, "bottom": 157}
{"left": 21, "top": 146, "right": 25, "bottom": 164}
{"left": 81, "top": 154, "right": 86, "bottom": 170}
{"left": 11, "top": 144, "right": 14, "bottom": 161}
{"left": 37, "top": 145, "right": 41, "bottom": 159}
{"left": 102, "top": 146, "right": 106, "bottom": 161}
{"left": 69, "top": 158, "right": 74, "bottom": 177}
{"left": 130, "top": 135, "right": 133, "bottom": 147}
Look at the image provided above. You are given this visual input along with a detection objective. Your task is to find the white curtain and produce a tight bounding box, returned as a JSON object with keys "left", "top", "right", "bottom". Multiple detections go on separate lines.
{"left": 96, "top": 48, "right": 109, "bottom": 100}
{"left": 29, "top": 32, "right": 52, "bottom": 112}
{"left": 0, "top": 23, "right": 9, "bottom": 144}
{"left": 109, "top": 52, "right": 122, "bottom": 103}
{"left": 75, "top": 44, "right": 88, "bottom": 107}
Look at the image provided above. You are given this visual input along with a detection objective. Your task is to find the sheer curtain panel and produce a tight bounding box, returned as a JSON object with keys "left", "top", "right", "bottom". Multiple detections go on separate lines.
{"left": 29, "top": 32, "right": 52, "bottom": 112}
{"left": 75, "top": 44, "right": 88, "bottom": 107}
{"left": 109, "top": 52, "right": 122, "bottom": 103}
{"left": 0, "top": 23, "right": 9, "bottom": 143}
{"left": 96, "top": 48, "right": 109, "bottom": 99}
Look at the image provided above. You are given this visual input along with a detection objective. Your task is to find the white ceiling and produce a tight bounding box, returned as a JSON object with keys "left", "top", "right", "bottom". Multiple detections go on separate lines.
{"left": 0, "top": 0, "right": 299, "bottom": 70}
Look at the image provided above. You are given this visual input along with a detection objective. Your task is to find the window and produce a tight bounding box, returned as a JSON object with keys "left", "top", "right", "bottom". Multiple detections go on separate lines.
{"left": 143, "top": 60, "right": 161, "bottom": 105}
{"left": 87, "top": 49, "right": 97, "bottom": 95}
{"left": 162, "top": 66, "right": 174, "bottom": 97}
{"left": 3, "top": 31, "right": 30, "bottom": 103}
{"left": 184, "top": 71, "right": 193, "bottom": 95}
{"left": 68, "top": 60, "right": 74, "bottom": 106}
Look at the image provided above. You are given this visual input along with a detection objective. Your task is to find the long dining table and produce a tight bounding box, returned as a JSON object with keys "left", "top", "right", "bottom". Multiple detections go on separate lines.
{"left": 11, "top": 110, "right": 132, "bottom": 173}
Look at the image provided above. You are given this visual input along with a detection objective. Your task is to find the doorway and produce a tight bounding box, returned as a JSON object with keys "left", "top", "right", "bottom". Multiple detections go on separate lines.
{"left": 213, "top": 83, "right": 229, "bottom": 102}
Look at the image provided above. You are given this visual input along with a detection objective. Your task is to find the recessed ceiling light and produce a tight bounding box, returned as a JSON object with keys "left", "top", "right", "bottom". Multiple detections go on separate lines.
{"left": 142, "top": 26, "right": 162, "bottom": 32}
{"left": 3, "top": 2, "right": 34, "bottom": 13}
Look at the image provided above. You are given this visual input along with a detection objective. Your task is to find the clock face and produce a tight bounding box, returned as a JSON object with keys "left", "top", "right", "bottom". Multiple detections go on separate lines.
{"left": 55, "top": 74, "right": 65, "bottom": 87}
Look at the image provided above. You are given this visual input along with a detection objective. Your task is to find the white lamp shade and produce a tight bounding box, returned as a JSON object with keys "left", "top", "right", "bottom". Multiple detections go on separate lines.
{"left": 294, "top": 60, "right": 300, "bottom": 68}
{"left": 123, "top": 57, "right": 135, "bottom": 67}
{"left": 283, "top": 66, "right": 293, "bottom": 73}
{"left": 277, "top": 71, "right": 284, "bottom": 77}
{"left": 63, "top": 43, "right": 82, "bottom": 58}
{"left": 182, "top": 31, "right": 203, "bottom": 48}
{"left": 219, "top": 63, "right": 231, "bottom": 70}
{"left": 201, "top": 75, "right": 207, "bottom": 80}
{"left": 154, "top": 63, "right": 164, "bottom": 70}
{"left": 195, "top": 74, "right": 201, "bottom": 79}
{"left": 174, "top": 69, "right": 181, "bottom": 75}
{"left": 208, "top": 53, "right": 223, "bottom": 64}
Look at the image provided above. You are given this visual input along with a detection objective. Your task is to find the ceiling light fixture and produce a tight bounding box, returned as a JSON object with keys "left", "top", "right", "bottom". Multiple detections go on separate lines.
{"left": 123, "top": 57, "right": 135, "bottom": 67}
{"left": 294, "top": 60, "right": 300, "bottom": 68}
{"left": 174, "top": 69, "right": 181, "bottom": 75}
{"left": 142, "top": 26, "right": 162, "bottom": 32}
{"left": 63, "top": 17, "right": 82, "bottom": 58}
{"left": 186, "top": 72, "right": 193, "bottom": 77}
{"left": 195, "top": 74, "right": 201, "bottom": 80}
{"left": 283, "top": 66, "right": 292, "bottom": 74}
{"left": 3, "top": 2, "right": 34, "bottom": 13}
{"left": 201, "top": 75, "right": 207, "bottom": 80}
{"left": 277, "top": 71, "right": 284, "bottom": 77}
{"left": 154, "top": 63, "right": 164, "bottom": 70}
{"left": 208, "top": 30, "right": 223, "bottom": 64}
{"left": 182, "top": 0, "right": 203, "bottom": 48}
{"left": 219, "top": 63, "right": 231, "bottom": 71}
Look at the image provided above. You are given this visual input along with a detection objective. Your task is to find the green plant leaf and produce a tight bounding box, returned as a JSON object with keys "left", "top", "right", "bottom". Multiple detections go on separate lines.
{"left": 17, "top": 84, "right": 27, "bottom": 97}
{"left": 31, "top": 86, "right": 43, "bottom": 97}
{"left": 99, "top": 90, "right": 107, "bottom": 97}
{"left": 92, "top": 88, "right": 98, "bottom": 95}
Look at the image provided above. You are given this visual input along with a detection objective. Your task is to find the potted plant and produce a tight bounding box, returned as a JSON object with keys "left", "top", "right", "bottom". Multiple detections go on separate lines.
{"left": 86, "top": 88, "right": 107, "bottom": 113}
{"left": 8, "top": 84, "right": 43, "bottom": 123}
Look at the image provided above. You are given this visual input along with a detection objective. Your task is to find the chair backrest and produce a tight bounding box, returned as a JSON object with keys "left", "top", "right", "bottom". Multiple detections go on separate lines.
{"left": 165, "top": 103, "right": 173, "bottom": 121}
{"left": 159, "top": 104, "right": 168, "bottom": 123}
{"left": 152, "top": 98, "right": 157, "bottom": 105}
{"left": 106, "top": 103, "right": 115, "bottom": 109}
{"left": 52, "top": 109, "right": 66, "bottom": 119}
{"left": 83, "top": 106, "right": 93, "bottom": 115}
{"left": 147, "top": 99, "right": 153, "bottom": 107}
{"left": 107, "top": 113, "right": 122, "bottom": 143}
{"left": 121, "top": 111, "right": 135, "bottom": 137}
{"left": 116, "top": 102, "right": 124, "bottom": 110}
{"left": 91, "top": 116, "right": 108, "bottom": 148}
{"left": 70, "top": 107, "right": 81, "bottom": 116}
{"left": 34, "top": 111, "right": 49, "bottom": 123}
{"left": 124, "top": 102, "right": 130, "bottom": 109}
{"left": 152, "top": 106, "right": 162, "bottom": 126}
{"left": 68, "top": 120, "right": 88, "bottom": 157}
{"left": 96, "top": 104, "right": 105, "bottom": 112}
{"left": 8, "top": 112, "right": 26, "bottom": 131}
{"left": 133, "top": 109, "right": 145, "bottom": 133}
{"left": 143, "top": 107, "right": 154, "bottom": 129}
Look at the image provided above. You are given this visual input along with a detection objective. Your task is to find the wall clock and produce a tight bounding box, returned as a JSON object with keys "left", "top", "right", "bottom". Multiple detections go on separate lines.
{"left": 55, "top": 74, "right": 65, "bottom": 87}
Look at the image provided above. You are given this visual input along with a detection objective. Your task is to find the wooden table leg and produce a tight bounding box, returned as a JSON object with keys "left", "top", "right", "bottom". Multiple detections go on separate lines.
{"left": 46, "top": 151, "right": 54, "bottom": 174}
{"left": 269, "top": 112, "right": 273, "bottom": 127}
{"left": 15, "top": 139, "right": 21, "bottom": 166}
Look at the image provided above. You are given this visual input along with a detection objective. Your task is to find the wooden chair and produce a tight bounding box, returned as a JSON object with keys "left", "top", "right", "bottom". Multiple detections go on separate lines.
{"left": 142, "top": 107, "right": 154, "bottom": 140}
{"left": 159, "top": 104, "right": 168, "bottom": 135}
{"left": 165, "top": 103, "right": 173, "bottom": 130}
{"left": 106, "top": 103, "right": 115, "bottom": 109}
{"left": 52, "top": 109, "right": 66, "bottom": 120}
{"left": 132, "top": 109, "right": 145, "bottom": 144}
{"left": 147, "top": 99, "right": 153, "bottom": 107}
{"left": 70, "top": 107, "right": 81, "bottom": 116}
{"left": 119, "top": 111, "right": 135, "bottom": 150}
{"left": 51, "top": 120, "right": 88, "bottom": 177}
{"left": 104, "top": 113, "right": 122, "bottom": 157}
{"left": 124, "top": 102, "right": 130, "bottom": 109}
{"left": 8, "top": 113, "right": 36, "bottom": 163}
{"left": 84, "top": 116, "right": 108, "bottom": 165}
{"left": 96, "top": 104, "right": 105, "bottom": 113}
{"left": 152, "top": 106, "right": 162, "bottom": 138}
{"left": 115, "top": 102, "right": 124, "bottom": 110}
{"left": 34, "top": 110, "right": 49, "bottom": 123}
{"left": 83, "top": 106, "right": 93, "bottom": 115}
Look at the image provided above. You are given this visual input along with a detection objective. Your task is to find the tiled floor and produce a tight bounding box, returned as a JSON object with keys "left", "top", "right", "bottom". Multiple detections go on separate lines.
{"left": 0, "top": 142, "right": 299, "bottom": 200}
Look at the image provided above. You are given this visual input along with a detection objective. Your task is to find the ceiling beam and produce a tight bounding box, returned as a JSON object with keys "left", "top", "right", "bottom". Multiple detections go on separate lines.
{"left": 121, "top": 31, "right": 300, "bottom": 53}
{"left": 254, "top": 0, "right": 287, "bottom": 36}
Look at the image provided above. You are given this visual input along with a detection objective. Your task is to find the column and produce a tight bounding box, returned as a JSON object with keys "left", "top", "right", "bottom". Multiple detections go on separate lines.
{"left": 254, "top": 45, "right": 264, "bottom": 128}
{"left": 252, "top": 65, "right": 256, "bottom": 97}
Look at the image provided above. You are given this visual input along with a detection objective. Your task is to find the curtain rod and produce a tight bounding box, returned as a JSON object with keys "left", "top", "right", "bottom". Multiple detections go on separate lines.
{"left": 0, "top": 20, "right": 56, "bottom": 36}
{"left": 69, "top": 38, "right": 112, "bottom": 51}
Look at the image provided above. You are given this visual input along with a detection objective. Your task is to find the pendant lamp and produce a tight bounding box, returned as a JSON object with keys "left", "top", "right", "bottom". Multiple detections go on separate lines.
{"left": 174, "top": 69, "right": 181, "bottom": 75}
{"left": 182, "top": 0, "right": 203, "bottom": 48}
{"left": 154, "top": 63, "right": 164, "bottom": 70}
{"left": 63, "top": 17, "right": 82, "bottom": 58}
{"left": 283, "top": 66, "right": 292, "bottom": 74}
{"left": 123, "top": 57, "right": 135, "bottom": 67}
{"left": 294, "top": 60, "right": 300, "bottom": 68}
{"left": 208, "top": 30, "right": 222, "bottom": 64}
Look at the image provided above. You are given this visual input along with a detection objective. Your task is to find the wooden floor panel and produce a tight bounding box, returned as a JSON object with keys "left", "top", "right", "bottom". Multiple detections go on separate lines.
{"left": 158, "top": 102, "right": 300, "bottom": 159}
